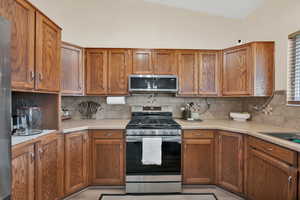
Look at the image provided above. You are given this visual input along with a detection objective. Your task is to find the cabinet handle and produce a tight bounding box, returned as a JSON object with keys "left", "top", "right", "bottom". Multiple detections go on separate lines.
{"left": 30, "top": 71, "right": 35, "bottom": 81}
{"left": 30, "top": 152, "right": 35, "bottom": 163}
{"left": 195, "top": 133, "right": 202, "bottom": 136}
{"left": 39, "top": 148, "right": 44, "bottom": 159}
{"left": 105, "top": 133, "right": 112, "bottom": 137}
{"left": 83, "top": 136, "right": 88, "bottom": 142}
{"left": 266, "top": 147, "right": 273, "bottom": 151}
{"left": 38, "top": 73, "right": 43, "bottom": 81}
{"left": 288, "top": 176, "right": 292, "bottom": 184}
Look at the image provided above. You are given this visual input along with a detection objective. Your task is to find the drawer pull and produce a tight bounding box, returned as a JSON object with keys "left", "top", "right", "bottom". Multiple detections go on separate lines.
{"left": 195, "top": 133, "right": 202, "bottom": 136}
{"left": 105, "top": 133, "right": 113, "bottom": 137}
{"left": 266, "top": 147, "right": 273, "bottom": 151}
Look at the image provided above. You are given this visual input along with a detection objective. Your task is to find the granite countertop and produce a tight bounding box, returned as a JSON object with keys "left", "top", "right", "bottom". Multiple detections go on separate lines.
{"left": 12, "top": 130, "right": 57, "bottom": 146}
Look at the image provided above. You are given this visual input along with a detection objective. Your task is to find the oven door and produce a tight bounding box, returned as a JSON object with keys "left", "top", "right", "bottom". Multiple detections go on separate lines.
{"left": 126, "top": 135, "right": 181, "bottom": 176}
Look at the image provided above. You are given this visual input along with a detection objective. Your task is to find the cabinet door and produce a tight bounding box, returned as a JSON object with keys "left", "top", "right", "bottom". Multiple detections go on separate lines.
{"left": 0, "top": 0, "right": 14, "bottom": 20}
{"left": 12, "top": 144, "right": 35, "bottom": 200}
{"left": 132, "top": 49, "right": 153, "bottom": 74}
{"left": 91, "top": 139, "right": 124, "bottom": 185}
{"left": 222, "top": 46, "right": 252, "bottom": 96}
{"left": 86, "top": 49, "right": 108, "bottom": 95}
{"left": 61, "top": 42, "right": 84, "bottom": 95}
{"left": 35, "top": 12, "right": 61, "bottom": 92}
{"left": 108, "top": 49, "right": 132, "bottom": 95}
{"left": 183, "top": 139, "right": 214, "bottom": 184}
{"left": 216, "top": 131, "right": 243, "bottom": 194}
{"left": 153, "top": 50, "right": 177, "bottom": 75}
{"left": 36, "top": 134, "right": 64, "bottom": 200}
{"left": 177, "top": 50, "right": 198, "bottom": 95}
{"left": 247, "top": 148, "right": 297, "bottom": 200}
{"left": 198, "top": 51, "right": 219, "bottom": 96}
{"left": 65, "top": 131, "right": 89, "bottom": 195}
{"left": 11, "top": 0, "right": 35, "bottom": 90}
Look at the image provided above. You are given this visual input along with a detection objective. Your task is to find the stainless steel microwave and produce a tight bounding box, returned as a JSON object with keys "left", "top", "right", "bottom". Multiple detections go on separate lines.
{"left": 128, "top": 75, "right": 178, "bottom": 93}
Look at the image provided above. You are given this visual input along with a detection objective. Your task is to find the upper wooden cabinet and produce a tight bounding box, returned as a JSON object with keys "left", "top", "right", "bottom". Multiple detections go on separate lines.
{"left": 108, "top": 49, "right": 132, "bottom": 95}
{"left": 35, "top": 12, "right": 61, "bottom": 92}
{"left": 85, "top": 49, "right": 108, "bottom": 95}
{"left": 198, "top": 51, "right": 220, "bottom": 96}
{"left": 132, "top": 49, "right": 153, "bottom": 74}
{"left": 222, "top": 42, "right": 274, "bottom": 96}
{"left": 153, "top": 50, "right": 177, "bottom": 75}
{"left": 11, "top": 0, "right": 35, "bottom": 90}
{"left": 61, "top": 42, "right": 84, "bottom": 95}
{"left": 216, "top": 131, "right": 244, "bottom": 194}
{"left": 177, "top": 50, "right": 198, "bottom": 96}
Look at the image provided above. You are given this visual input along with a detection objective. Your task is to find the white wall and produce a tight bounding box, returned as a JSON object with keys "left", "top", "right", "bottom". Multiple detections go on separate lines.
{"left": 240, "top": 0, "right": 300, "bottom": 90}
{"left": 28, "top": 0, "right": 242, "bottom": 49}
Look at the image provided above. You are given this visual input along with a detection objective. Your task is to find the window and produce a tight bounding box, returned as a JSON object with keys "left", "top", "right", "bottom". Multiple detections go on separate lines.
{"left": 288, "top": 31, "right": 300, "bottom": 105}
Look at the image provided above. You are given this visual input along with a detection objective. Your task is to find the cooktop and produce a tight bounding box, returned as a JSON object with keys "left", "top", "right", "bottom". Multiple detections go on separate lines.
{"left": 262, "top": 132, "right": 300, "bottom": 144}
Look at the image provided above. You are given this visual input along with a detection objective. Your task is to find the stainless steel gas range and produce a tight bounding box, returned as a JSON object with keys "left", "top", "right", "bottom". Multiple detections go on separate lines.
{"left": 125, "top": 111, "right": 182, "bottom": 193}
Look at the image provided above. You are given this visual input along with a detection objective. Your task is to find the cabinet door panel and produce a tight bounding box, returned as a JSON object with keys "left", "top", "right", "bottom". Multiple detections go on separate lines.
{"left": 216, "top": 131, "right": 243, "bottom": 194}
{"left": 11, "top": 0, "right": 35, "bottom": 90}
{"left": 223, "top": 47, "right": 252, "bottom": 96}
{"left": 12, "top": 144, "right": 35, "bottom": 200}
{"left": 92, "top": 139, "right": 124, "bottom": 185}
{"left": 199, "top": 51, "right": 219, "bottom": 95}
{"left": 183, "top": 139, "right": 214, "bottom": 184}
{"left": 61, "top": 42, "right": 83, "bottom": 95}
{"left": 65, "top": 132, "right": 89, "bottom": 195}
{"left": 86, "top": 49, "right": 107, "bottom": 95}
{"left": 177, "top": 50, "right": 198, "bottom": 95}
{"left": 36, "top": 134, "right": 64, "bottom": 200}
{"left": 132, "top": 49, "right": 153, "bottom": 74}
{"left": 153, "top": 50, "right": 176, "bottom": 75}
{"left": 36, "top": 12, "right": 61, "bottom": 92}
{"left": 108, "top": 49, "right": 131, "bottom": 95}
{"left": 247, "top": 148, "right": 297, "bottom": 200}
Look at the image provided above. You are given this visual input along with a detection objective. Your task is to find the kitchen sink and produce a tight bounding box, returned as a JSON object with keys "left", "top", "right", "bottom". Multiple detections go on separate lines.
{"left": 261, "top": 132, "right": 300, "bottom": 144}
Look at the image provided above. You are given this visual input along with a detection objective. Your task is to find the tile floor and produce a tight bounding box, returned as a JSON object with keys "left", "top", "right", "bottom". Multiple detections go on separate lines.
{"left": 65, "top": 186, "right": 244, "bottom": 200}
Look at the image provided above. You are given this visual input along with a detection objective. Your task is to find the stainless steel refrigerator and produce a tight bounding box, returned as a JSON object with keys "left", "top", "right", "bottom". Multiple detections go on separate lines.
{"left": 0, "top": 16, "right": 11, "bottom": 200}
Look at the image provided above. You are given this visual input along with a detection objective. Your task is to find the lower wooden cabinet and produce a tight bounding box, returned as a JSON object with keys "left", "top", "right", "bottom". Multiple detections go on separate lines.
{"left": 183, "top": 130, "right": 215, "bottom": 184}
{"left": 216, "top": 131, "right": 244, "bottom": 194}
{"left": 64, "top": 131, "right": 89, "bottom": 195}
{"left": 91, "top": 130, "right": 125, "bottom": 185}
{"left": 12, "top": 144, "right": 35, "bottom": 200}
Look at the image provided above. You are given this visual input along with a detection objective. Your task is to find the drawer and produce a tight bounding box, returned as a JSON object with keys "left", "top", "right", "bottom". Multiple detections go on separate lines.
{"left": 248, "top": 137, "right": 297, "bottom": 166}
{"left": 91, "top": 130, "right": 124, "bottom": 139}
{"left": 183, "top": 130, "right": 214, "bottom": 139}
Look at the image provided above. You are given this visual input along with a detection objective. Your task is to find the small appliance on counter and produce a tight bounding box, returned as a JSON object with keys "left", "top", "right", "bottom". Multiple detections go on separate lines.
{"left": 78, "top": 101, "right": 102, "bottom": 119}
{"left": 12, "top": 106, "right": 42, "bottom": 136}
{"left": 229, "top": 112, "right": 251, "bottom": 122}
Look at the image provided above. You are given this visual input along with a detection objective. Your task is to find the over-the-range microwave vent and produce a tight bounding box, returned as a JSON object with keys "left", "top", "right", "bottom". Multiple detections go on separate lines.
{"left": 128, "top": 75, "right": 178, "bottom": 93}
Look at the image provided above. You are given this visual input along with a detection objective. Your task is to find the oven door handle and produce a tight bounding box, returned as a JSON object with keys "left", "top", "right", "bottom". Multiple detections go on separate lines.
{"left": 126, "top": 136, "right": 181, "bottom": 143}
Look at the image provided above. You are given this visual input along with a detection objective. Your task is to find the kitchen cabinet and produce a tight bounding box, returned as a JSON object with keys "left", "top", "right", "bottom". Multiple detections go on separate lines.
{"left": 108, "top": 49, "right": 132, "bottom": 95}
{"left": 61, "top": 42, "right": 84, "bottom": 95}
{"left": 12, "top": 144, "right": 35, "bottom": 200}
{"left": 64, "top": 131, "right": 90, "bottom": 195}
{"left": 132, "top": 49, "right": 153, "bottom": 74}
{"left": 216, "top": 131, "right": 243, "bottom": 194}
{"left": 246, "top": 137, "right": 297, "bottom": 200}
{"left": 36, "top": 133, "right": 64, "bottom": 200}
{"left": 198, "top": 51, "right": 220, "bottom": 96}
{"left": 222, "top": 42, "right": 274, "bottom": 96}
{"left": 183, "top": 130, "right": 215, "bottom": 184}
{"left": 85, "top": 49, "right": 108, "bottom": 95}
{"left": 177, "top": 50, "right": 198, "bottom": 96}
{"left": 153, "top": 50, "right": 177, "bottom": 75}
{"left": 35, "top": 11, "right": 61, "bottom": 92}
{"left": 91, "top": 130, "right": 125, "bottom": 185}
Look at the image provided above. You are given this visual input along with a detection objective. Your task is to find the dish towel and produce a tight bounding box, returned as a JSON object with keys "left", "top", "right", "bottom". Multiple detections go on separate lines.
{"left": 142, "top": 137, "right": 162, "bottom": 165}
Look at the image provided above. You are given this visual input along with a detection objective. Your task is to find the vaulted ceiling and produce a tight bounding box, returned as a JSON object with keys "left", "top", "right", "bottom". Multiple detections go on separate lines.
{"left": 143, "top": 0, "right": 266, "bottom": 19}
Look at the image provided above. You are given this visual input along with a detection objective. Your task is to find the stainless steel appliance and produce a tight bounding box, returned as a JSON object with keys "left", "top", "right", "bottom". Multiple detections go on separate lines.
{"left": 126, "top": 112, "right": 182, "bottom": 193}
{"left": 0, "top": 16, "right": 11, "bottom": 200}
{"left": 128, "top": 75, "right": 178, "bottom": 93}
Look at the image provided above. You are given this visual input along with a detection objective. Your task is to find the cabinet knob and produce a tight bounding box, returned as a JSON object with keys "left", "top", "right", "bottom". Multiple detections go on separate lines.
{"left": 38, "top": 73, "right": 43, "bottom": 81}
{"left": 288, "top": 176, "right": 292, "bottom": 184}
{"left": 106, "top": 133, "right": 112, "bottom": 137}
{"left": 39, "top": 148, "right": 44, "bottom": 159}
{"left": 30, "top": 71, "right": 35, "bottom": 81}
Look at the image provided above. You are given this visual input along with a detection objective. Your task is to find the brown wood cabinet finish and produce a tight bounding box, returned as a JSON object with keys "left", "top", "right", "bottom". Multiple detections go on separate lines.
{"left": 177, "top": 50, "right": 198, "bottom": 95}
{"left": 216, "top": 131, "right": 243, "bottom": 194}
{"left": 153, "top": 50, "right": 177, "bottom": 75}
{"left": 183, "top": 138, "right": 214, "bottom": 184}
{"left": 91, "top": 130, "right": 125, "bottom": 185}
{"left": 132, "top": 49, "right": 153, "bottom": 74}
{"left": 85, "top": 49, "right": 108, "bottom": 95}
{"left": 198, "top": 51, "right": 220, "bottom": 96}
{"left": 11, "top": 0, "right": 35, "bottom": 90}
{"left": 36, "top": 134, "right": 64, "bottom": 200}
{"left": 64, "top": 131, "right": 89, "bottom": 195}
{"left": 247, "top": 148, "right": 297, "bottom": 200}
{"left": 61, "top": 42, "right": 84, "bottom": 95}
{"left": 108, "top": 49, "right": 132, "bottom": 95}
{"left": 12, "top": 144, "right": 35, "bottom": 200}
{"left": 35, "top": 12, "right": 61, "bottom": 92}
